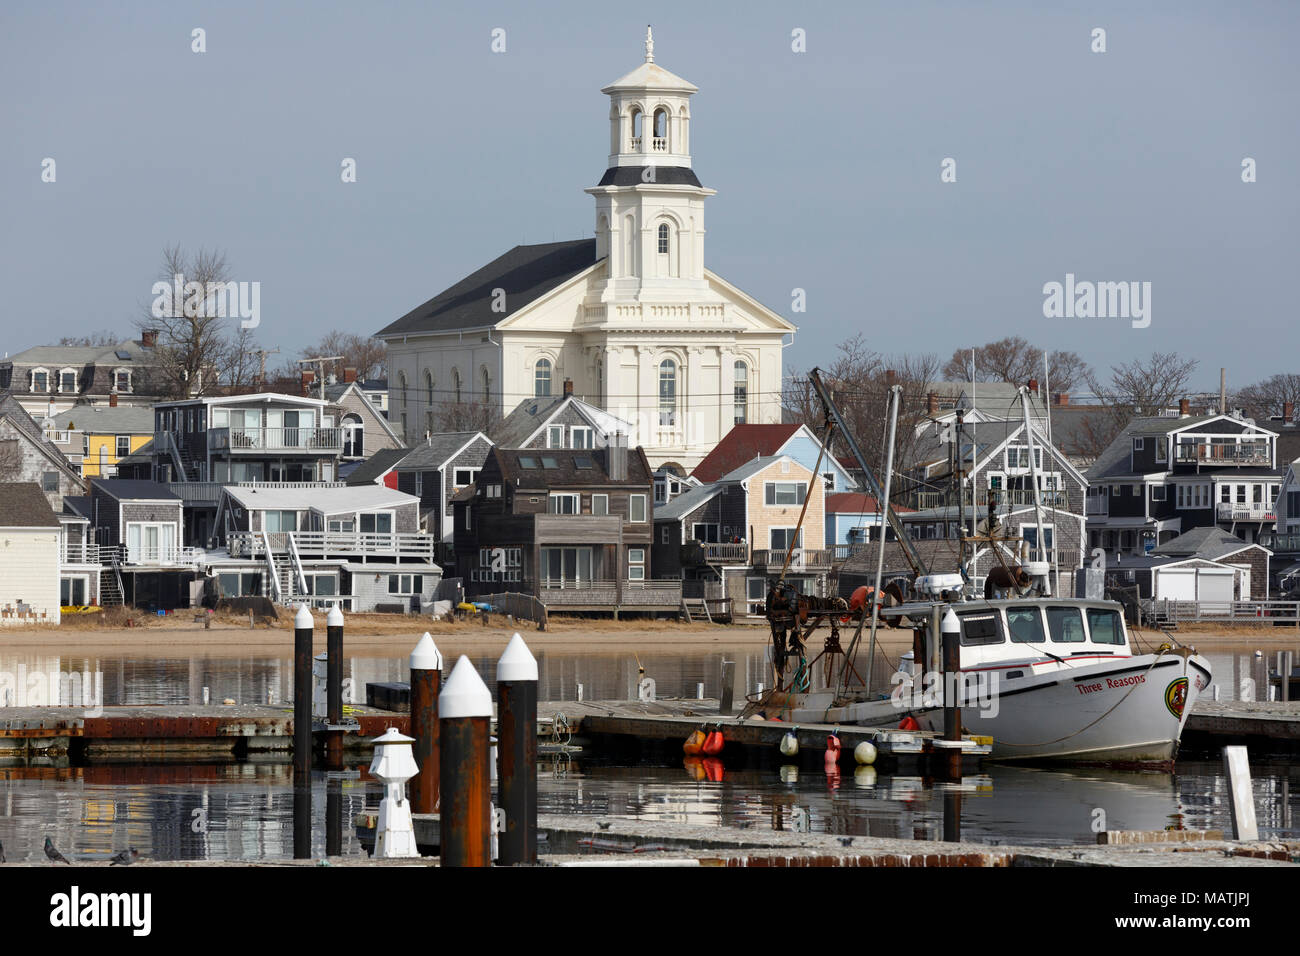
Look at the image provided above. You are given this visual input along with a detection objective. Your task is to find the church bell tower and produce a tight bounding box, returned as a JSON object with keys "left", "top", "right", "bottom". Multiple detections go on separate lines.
{"left": 585, "top": 27, "right": 715, "bottom": 301}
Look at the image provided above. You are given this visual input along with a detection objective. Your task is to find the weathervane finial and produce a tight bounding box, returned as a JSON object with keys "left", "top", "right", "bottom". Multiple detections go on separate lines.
{"left": 645, "top": 25, "right": 654, "bottom": 63}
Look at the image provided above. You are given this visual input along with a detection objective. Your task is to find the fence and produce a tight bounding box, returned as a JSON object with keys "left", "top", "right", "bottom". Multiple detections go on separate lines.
{"left": 474, "top": 591, "right": 547, "bottom": 629}
{"left": 1143, "top": 599, "right": 1300, "bottom": 627}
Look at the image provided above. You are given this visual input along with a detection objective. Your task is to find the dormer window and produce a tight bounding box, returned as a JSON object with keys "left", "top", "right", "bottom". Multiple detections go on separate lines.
{"left": 59, "top": 369, "right": 77, "bottom": 393}
{"left": 114, "top": 368, "right": 132, "bottom": 393}
{"left": 31, "top": 368, "right": 49, "bottom": 392}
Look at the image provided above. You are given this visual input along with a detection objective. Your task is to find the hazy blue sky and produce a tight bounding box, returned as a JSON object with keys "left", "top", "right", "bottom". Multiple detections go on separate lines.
{"left": 2, "top": 1, "right": 1296, "bottom": 395}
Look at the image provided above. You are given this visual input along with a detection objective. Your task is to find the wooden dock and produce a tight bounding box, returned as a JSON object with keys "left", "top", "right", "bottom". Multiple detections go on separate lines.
{"left": 1183, "top": 700, "right": 1300, "bottom": 747}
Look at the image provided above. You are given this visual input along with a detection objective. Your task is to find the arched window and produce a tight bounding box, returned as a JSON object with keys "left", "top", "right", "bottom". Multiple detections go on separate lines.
{"left": 623, "top": 215, "right": 636, "bottom": 277}
{"left": 342, "top": 414, "right": 364, "bottom": 458}
{"left": 452, "top": 367, "right": 462, "bottom": 404}
{"left": 630, "top": 109, "right": 643, "bottom": 150}
{"left": 733, "top": 362, "right": 749, "bottom": 425}
{"left": 658, "top": 359, "right": 677, "bottom": 427}
{"left": 652, "top": 108, "right": 668, "bottom": 151}
{"left": 657, "top": 223, "right": 669, "bottom": 254}
{"left": 398, "top": 372, "right": 408, "bottom": 409}
{"left": 425, "top": 371, "right": 434, "bottom": 405}
{"left": 535, "top": 358, "right": 552, "bottom": 397}
{"left": 595, "top": 358, "right": 604, "bottom": 402}
{"left": 481, "top": 366, "right": 490, "bottom": 404}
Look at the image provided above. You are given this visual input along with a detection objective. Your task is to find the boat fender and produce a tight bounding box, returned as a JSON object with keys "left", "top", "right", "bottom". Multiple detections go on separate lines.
{"left": 779, "top": 731, "right": 800, "bottom": 757}
{"left": 825, "top": 733, "right": 842, "bottom": 769}
{"left": 703, "top": 727, "right": 725, "bottom": 756}
{"left": 854, "top": 741, "right": 877, "bottom": 766}
{"left": 682, "top": 756, "right": 706, "bottom": 781}
{"left": 703, "top": 757, "right": 725, "bottom": 782}
{"left": 683, "top": 728, "right": 706, "bottom": 755}
{"left": 898, "top": 716, "right": 920, "bottom": 731}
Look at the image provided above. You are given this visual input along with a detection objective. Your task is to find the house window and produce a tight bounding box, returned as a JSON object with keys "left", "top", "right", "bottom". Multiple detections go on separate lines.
{"left": 42, "top": 471, "right": 59, "bottom": 492}
{"left": 115, "top": 369, "right": 131, "bottom": 392}
{"left": 1151, "top": 486, "right": 1166, "bottom": 501}
{"left": 747, "top": 577, "right": 767, "bottom": 615}
{"left": 454, "top": 468, "right": 479, "bottom": 487}
{"left": 764, "top": 482, "right": 807, "bottom": 506}
{"left": 414, "top": 473, "right": 423, "bottom": 497}
{"left": 548, "top": 493, "right": 580, "bottom": 515}
{"left": 1155, "top": 441, "right": 1166, "bottom": 462}
{"left": 546, "top": 425, "right": 564, "bottom": 448}
{"left": 59, "top": 370, "right": 76, "bottom": 393}
{"left": 733, "top": 362, "right": 748, "bottom": 425}
{"left": 327, "top": 518, "right": 355, "bottom": 533}
{"left": 359, "top": 513, "right": 393, "bottom": 534}
{"left": 570, "top": 426, "right": 593, "bottom": 449}
{"left": 1020, "top": 524, "right": 1054, "bottom": 554}
{"left": 388, "top": 574, "right": 424, "bottom": 595}
{"left": 535, "top": 358, "right": 552, "bottom": 397}
{"left": 592, "top": 494, "right": 608, "bottom": 516}
{"left": 264, "top": 510, "right": 297, "bottom": 533}
{"left": 630, "top": 494, "right": 647, "bottom": 523}
{"left": 823, "top": 472, "right": 835, "bottom": 492}
{"left": 692, "top": 523, "right": 719, "bottom": 542}
{"left": 661, "top": 525, "right": 670, "bottom": 544}
{"left": 658, "top": 360, "right": 677, "bottom": 427}
{"left": 1133, "top": 438, "right": 1144, "bottom": 452}
{"left": 628, "top": 547, "right": 645, "bottom": 580}
{"left": 32, "top": 369, "right": 49, "bottom": 392}
{"left": 116, "top": 435, "right": 130, "bottom": 458}
{"left": 770, "top": 527, "right": 802, "bottom": 551}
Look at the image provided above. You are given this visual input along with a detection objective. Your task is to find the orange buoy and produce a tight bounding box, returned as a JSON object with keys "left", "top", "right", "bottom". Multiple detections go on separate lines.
{"left": 683, "top": 729, "right": 706, "bottom": 755}
{"left": 898, "top": 716, "right": 920, "bottom": 731}
{"left": 683, "top": 756, "right": 706, "bottom": 781}
{"left": 703, "top": 757, "right": 725, "bottom": 782}
{"left": 702, "top": 728, "right": 725, "bottom": 756}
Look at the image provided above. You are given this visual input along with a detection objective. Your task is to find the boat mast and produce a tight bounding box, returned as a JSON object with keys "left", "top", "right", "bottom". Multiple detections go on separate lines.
{"left": 1018, "top": 385, "right": 1052, "bottom": 597}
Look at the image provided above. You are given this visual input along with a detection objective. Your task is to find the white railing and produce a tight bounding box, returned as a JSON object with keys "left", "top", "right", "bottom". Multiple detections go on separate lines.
{"left": 652, "top": 137, "right": 667, "bottom": 151}
{"left": 61, "top": 542, "right": 101, "bottom": 564}
{"left": 1216, "top": 502, "right": 1275, "bottom": 521}
{"left": 1175, "top": 442, "right": 1271, "bottom": 465}
{"left": 209, "top": 426, "right": 344, "bottom": 453}
{"left": 1085, "top": 498, "right": 1109, "bottom": 516}
{"left": 630, "top": 136, "right": 641, "bottom": 151}
{"left": 228, "top": 530, "right": 435, "bottom": 561}
{"left": 106, "top": 543, "right": 204, "bottom": 567}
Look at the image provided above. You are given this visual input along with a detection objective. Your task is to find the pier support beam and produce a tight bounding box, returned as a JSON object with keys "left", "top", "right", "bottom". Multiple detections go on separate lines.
{"left": 326, "top": 606, "right": 345, "bottom": 769}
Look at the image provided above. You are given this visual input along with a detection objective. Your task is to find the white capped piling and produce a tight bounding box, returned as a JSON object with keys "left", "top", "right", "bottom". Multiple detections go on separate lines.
{"left": 326, "top": 605, "right": 345, "bottom": 768}
{"left": 497, "top": 633, "right": 539, "bottom": 866}
{"left": 409, "top": 632, "right": 443, "bottom": 814}
{"left": 439, "top": 655, "right": 493, "bottom": 867}
{"left": 292, "top": 604, "right": 313, "bottom": 860}
{"left": 370, "top": 727, "right": 421, "bottom": 858}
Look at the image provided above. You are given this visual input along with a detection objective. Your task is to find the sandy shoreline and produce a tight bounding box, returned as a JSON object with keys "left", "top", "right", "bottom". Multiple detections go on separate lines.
{"left": 0, "top": 617, "right": 1295, "bottom": 658}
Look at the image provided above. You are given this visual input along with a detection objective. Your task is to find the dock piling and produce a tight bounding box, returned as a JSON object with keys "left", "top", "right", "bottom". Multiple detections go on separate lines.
{"left": 497, "top": 633, "right": 539, "bottom": 866}
{"left": 409, "top": 633, "right": 443, "bottom": 815}
{"left": 1223, "top": 745, "right": 1259, "bottom": 841}
{"left": 293, "top": 605, "right": 313, "bottom": 778}
{"left": 326, "top": 606, "right": 345, "bottom": 769}
{"left": 439, "top": 656, "right": 493, "bottom": 867}
{"left": 719, "top": 661, "right": 735, "bottom": 716}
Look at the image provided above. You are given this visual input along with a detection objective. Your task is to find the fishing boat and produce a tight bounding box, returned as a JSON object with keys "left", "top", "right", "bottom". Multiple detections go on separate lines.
{"left": 751, "top": 368, "right": 1212, "bottom": 768}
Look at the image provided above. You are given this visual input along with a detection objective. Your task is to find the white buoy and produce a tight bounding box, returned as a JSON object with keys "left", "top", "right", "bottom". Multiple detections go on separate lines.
{"left": 854, "top": 741, "right": 877, "bottom": 766}
{"left": 853, "top": 765, "right": 878, "bottom": 788}
{"left": 779, "top": 765, "right": 799, "bottom": 785}
{"left": 779, "top": 731, "right": 799, "bottom": 757}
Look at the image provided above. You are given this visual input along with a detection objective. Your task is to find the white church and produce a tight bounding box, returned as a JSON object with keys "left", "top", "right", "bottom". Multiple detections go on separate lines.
{"left": 377, "top": 29, "right": 796, "bottom": 472}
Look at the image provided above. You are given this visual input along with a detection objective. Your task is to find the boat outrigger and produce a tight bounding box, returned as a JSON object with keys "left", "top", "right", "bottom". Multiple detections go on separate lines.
{"left": 751, "top": 368, "right": 1212, "bottom": 768}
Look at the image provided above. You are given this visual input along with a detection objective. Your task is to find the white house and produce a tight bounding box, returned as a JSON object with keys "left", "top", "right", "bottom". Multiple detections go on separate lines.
{"left": 0, "top": 482, "right": 62, "bottom": 625}
{"left": 378, "top": 29, "right": 795, "bottom": 471}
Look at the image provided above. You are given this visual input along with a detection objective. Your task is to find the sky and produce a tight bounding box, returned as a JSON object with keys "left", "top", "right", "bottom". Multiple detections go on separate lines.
{"left": 2, "top": 0, "right": 1297, "bottom": 396}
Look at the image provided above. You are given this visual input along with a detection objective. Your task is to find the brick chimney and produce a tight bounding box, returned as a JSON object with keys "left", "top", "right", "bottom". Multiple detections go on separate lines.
{"left": 109, "top": 390, "right": 118, "bottom": 408}
{"left": 343, "top": 366, "right": 357, "bottom": 384}
{"left": 141, "top": 329, "right": 158, "bottom": 348}
{"left": 1028, "top": 378, "right": 1039, "bottom": 396}
{"left": 1053, "top": 392, "right": 1069, "bottom": 406}
{"left": 301, "top": 370, "right": 315, "bottom": 397}
{"left": 926, "top": 391, "right": 938, "bottom": 415}
{"left": 563, "top": 378, "right": 574, "bottom": 397}
{"left": 1179, "top": 398, "right": 1190, "bottom": 417}
{"left": 1285, "top": 401, "right": 1295, "bottom": 423}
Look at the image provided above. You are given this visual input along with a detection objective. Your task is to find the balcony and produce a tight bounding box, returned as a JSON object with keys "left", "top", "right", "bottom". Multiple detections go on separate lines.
{"left": 61, "top": 541, "right": 101, "bottom": 564}
{"left": 209, "top": 426, "right": 344, "bottom": 454}
{"left": 1175, "top": 442, "right": 1271, "bottom": 466}
{"left": 106, "top": 543, "right": 204, "bottom": 567}
{"left": 1086, "top": 497, "right": 1109, "bottom": 516}
{"left": 680, "top": 541, "right": 749, "bottom": 566}
{"left": 751, "top": 548, "right": 834, "bottom": 572}
{"left": 975, "top": 488, "right": 1070, "bottom": 508}
{"left": 1216, "top": 502, "right": 1276, "bottom": 522}
{"left": 228, "top": 530, "right": 436, "bottom": 562}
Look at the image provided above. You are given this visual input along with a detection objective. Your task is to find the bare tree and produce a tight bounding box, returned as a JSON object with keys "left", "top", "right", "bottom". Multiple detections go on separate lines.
{"left": 137, "top": 245, "right": 237, "bottom": 399}
{"left": 943, "top": 337, "right": 1091, "bottom": 392}
{"left": 300, "top": 330, "right": 387, "bottom": 382}
{"left": 1236, "top": 373, "right": 1300, "bottom": 421}
{"left": 433, "top": 401, "right": 495, "bottom": 434}
{"left": 221, "top": 327, "right": 264, "bottom": 394}
{"left": 57, "top": 330, "right": 122, "bottom": 347}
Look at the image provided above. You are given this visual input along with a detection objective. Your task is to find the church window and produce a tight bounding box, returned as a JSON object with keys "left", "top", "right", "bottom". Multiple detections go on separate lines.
{"left": 535, "top": 358, "right": 552, "bottom": 398}
{"left": 624, "top": 215, "right": 636, "bottom": 276}
{"left": 398, "top": 372, "right": 408, "bottom": 409}
{"left": 452, "top": 367, "right": 462, "bottom": 404}
{"left": 734, "top": 362, "right": 749, "bottom": 425}
{"left": 481, "top": 367, "right": 490, "bottom": 403}
{"left": 657, "top": 223, "right": 669, "bottom": 254}
{"left": 659, "top": 359, "right": 677, "bottom": 427}
{"left": 595, "top": 358, "right": 603, "bottom": 400}
{"left": 425, "top": 371, "right": 434, "bottom": 405}
{"left": 630, "top": 109, "right": 643, "bottom": 150}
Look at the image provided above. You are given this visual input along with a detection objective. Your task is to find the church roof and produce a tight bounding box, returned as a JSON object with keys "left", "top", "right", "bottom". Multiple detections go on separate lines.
{"left": 601, "top": 61, "right": 697, "bottom": 94}
{"left": 595, "top": 167, "right": 703, "bottom": 188}
{"left": 377, "top": 239, "right": 600, "bottom": 337}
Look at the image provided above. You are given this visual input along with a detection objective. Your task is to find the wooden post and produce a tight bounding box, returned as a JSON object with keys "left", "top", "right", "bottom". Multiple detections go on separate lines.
{"left": 1223, "top": 746, "right": 1259, "bottom": 841}
{"left": 325, "top": 605, "right": 344, "bottom": 769}
{"left": 497, "top": 633, "right": 538, "bottom": 866}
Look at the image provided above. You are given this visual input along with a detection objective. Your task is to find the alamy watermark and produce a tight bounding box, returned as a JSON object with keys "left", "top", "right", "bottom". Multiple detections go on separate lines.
{"left": 150, "top": 273, "right": 260, "bottom": 329}
{"left": 891, "top": 669, "right": 1001, "bottom": 718}
{"left": 1042, "top": 273, "right": 1150, "bottom": 329}
{"left": 0, "top": 664, "right": 103, "bottom": 717}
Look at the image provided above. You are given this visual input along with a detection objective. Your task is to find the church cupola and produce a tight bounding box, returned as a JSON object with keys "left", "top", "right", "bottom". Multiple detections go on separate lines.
{"left": 587, "top": 27, "right": 714, "bottom": 293}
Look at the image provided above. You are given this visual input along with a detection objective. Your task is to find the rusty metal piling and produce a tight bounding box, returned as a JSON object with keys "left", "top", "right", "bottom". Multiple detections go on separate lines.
{"left": 497, "top": 633, "right": 538, "bottom": 866}
{"left": 293, "top": 605, "right": 313, "bottom": 859}
{"left": 326, "top": 605, "right": 345, "bottom": 769}
{"left": 409, "top": 633, "right": 443, "bottom": 814}
{"left": 940, "top": 608, "right": 963, "bottom": 842}
{"left": 438, "top": 655, "right": 493, "bottom": 867}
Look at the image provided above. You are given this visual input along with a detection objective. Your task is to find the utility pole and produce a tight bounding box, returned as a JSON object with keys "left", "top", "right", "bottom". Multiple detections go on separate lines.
{"left": 297, "top": 355, "right": 344, "bottom": 400}
{"left": 251, "top": 348, "right": 279, "bottom": 388}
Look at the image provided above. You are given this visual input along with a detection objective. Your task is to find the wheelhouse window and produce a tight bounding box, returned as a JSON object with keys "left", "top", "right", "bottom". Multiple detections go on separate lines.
{"left": 1086, "top": 607, "right": 1126, "bottom": 646}
{"left": 535, "top": 359, "right": 552, "bottom": 397}
{"left": 1006, "top": 606, "right": 1046, "bottom": 644}
{"left": 959, "top": 613, "right": 1004, "bottom": 647}
{"left": 1046, "top": 606, "right": 1086, "bottom": 643}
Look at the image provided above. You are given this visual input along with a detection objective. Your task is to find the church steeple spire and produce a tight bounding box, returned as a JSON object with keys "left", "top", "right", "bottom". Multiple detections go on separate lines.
{"left": 644, "top": 25, "right": 654, "bottom": 63}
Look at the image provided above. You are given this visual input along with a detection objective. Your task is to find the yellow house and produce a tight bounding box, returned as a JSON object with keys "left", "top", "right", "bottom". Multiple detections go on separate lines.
{"left": 48, "top": 405, "right": 154, "bottom": 478}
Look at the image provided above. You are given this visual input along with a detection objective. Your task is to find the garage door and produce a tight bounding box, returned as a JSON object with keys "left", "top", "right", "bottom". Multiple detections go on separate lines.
{"left": 1157, "top": 568, "right": 1197, "bottom": 601}
{"left": 1197, "top": 569, "right": 1235, "bottom": 607}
